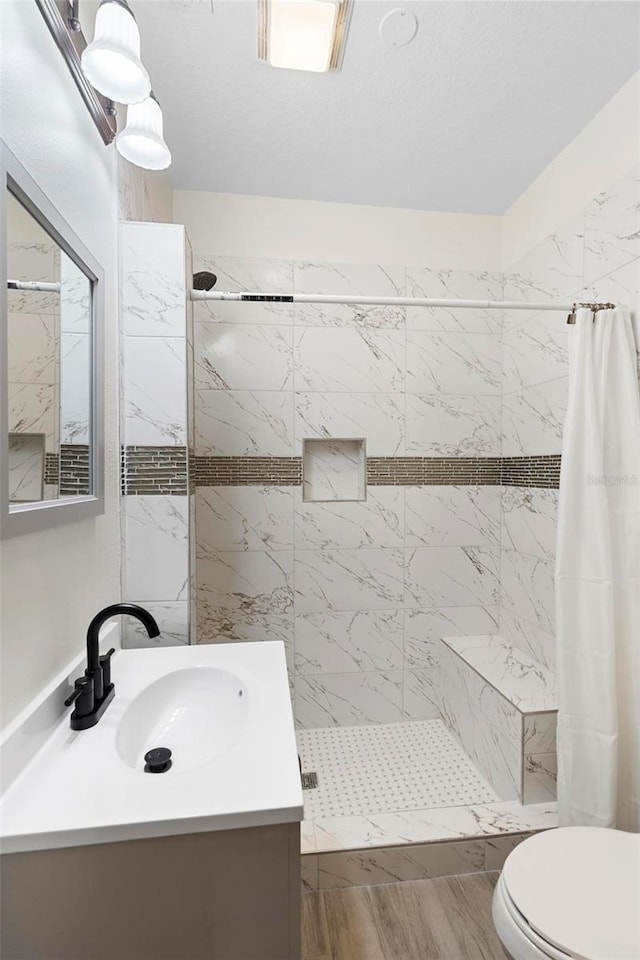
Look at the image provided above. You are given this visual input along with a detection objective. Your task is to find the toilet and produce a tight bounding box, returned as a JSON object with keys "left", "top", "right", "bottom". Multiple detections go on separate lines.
{"left": 492, "top": 826, "right": 639, "bottom": 960}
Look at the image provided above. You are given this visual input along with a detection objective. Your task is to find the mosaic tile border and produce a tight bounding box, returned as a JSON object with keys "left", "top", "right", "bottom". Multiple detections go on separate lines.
{"left": 501, "top": 456, "right": 561, "bottom": 488}
{"left": 121, "top": 449, "right": 562, "bottom": 492}
{"left": 44, "top": 453, "right": 59, "bottom": 485}
{"left": 121, "top": 446, "right": 188, "bottom": 495}
{"left": 60, "top": 445, "right": 91, "bottom": 497}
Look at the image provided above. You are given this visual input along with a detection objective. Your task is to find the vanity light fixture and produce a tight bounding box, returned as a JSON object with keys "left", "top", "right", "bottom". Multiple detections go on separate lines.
{"left": 258, "top": 0, "right": 354, "bottom": 72}
{"left": 81, "top": 0, "right": 151, "bottom": 104}
{"left": 115, "top": 93, "right": 172, "bottom": 170}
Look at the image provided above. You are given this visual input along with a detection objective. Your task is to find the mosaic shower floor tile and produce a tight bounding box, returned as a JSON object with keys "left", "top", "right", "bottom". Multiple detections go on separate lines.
{"left": 297, "top": 719, "right": 499, "bottom": 820}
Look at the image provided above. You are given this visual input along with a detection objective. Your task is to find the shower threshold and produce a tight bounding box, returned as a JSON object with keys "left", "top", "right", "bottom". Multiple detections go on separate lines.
{"left": 297, "top": 720, "right": 558, "bottom": 890}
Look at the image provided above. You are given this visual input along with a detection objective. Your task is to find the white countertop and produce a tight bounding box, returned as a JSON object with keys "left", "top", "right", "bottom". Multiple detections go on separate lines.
{"left": 0, "top": 642, "right": 303, "bottom": 854}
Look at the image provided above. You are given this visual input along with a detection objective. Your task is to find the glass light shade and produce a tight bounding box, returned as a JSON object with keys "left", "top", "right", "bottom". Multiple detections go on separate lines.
{"left": 116, "top": 97, "right": 172, "bottom": 170}
{"left": 81, "top": 1, "right": 151, "bottom": 104}
{"left": 268, "top": 0, "right": 339, "bottom": 72}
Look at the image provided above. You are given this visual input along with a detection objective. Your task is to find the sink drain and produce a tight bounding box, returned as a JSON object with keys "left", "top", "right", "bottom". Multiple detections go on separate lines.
{"left": 144, "top": 747, "right": 172, "bottom": 773}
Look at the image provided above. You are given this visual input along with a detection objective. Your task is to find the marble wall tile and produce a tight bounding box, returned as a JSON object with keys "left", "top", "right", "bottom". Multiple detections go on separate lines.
{"left": 405, "top": 546, "right": 500, "bottom": 608}
{"left": 524, "top": 713, "right": 557, "bottom": 755}
{"left": 584, "top": 256, "right": 640, "bottom": 343}
{"left": 121, "top": 224, "right": 186, "bottom": 337}
{"left": 293, "top": 327, "right": 405, "bottom": 392}
{"left": 294, "top": 548, "right": 404, "bottom": 614}
{"left": 311, "top": 801, "right": 556, "bottom": 851}
{"left": 295, "top": 392, "right": 404, "bottom": 456}
{"left": 301, "top": 855, "right": 318, "bottom": 891}
{"left": 295, "top": 488, "right": 404, "bottom": 549}
{"left": 7, "top": 242, "right": 59, "bottom": 315}
{"left": 59, "top": 332, "right": 90, "bottom": 444}
{"left": 303, "top": 438, "right": 366, "bottom": 501}
{"left": 194, "top": 322, "right": 293, "bottom": 391}
{"left": 483, "top": 833, "right": 531, "bottom": 871}
{"left": 316, "top": 838, "right": 487, "bottom": 888}
{"left": 60, "top": 255, "right": 91, "bottom": 335}
{"left": 406, "top": 332, "right": 501, "bottom": 395}
{"left": 402, "top": 668, "right": 442, "bottom": 720}
{"left": 193, "top": 255, "right": 294, "bottom": 325}
{"left": 122, "top": 601, "right": 189, "bottom": 647}
{"left": 500, "top": 549, "right": 555, "bottom": 635}
{"left": 442, "top": 635, "right": 556, "bottom": 713}
{"left": 123, "top": 496, "right": 189, "bottom": 602}
{"left": 295, "top": 609, "right": 403, "bottom": 675}
{"left": 501, "top": 376, "right": 568, "bottom": 457}
{"left": 7, "top": 314, "right": 57, "bottom": 383}
{"left": 294, "top": 262, "right": 405, "bottom": 328}
{"left": 198, "top": 609, "right": 294, "bottom": 653}
{"left": 501, "top": 487, "right": 558, "bottom": 561}
{"left": 405, "top": 486, "right": 500, "bottom": 547}
{"left": 405, "top": 268, "right": 503, "bottom": 333}
{"left": 404, "top": 607, "right": 499, "bottom": 668}
{"left": 504, "top": 214, "right": 584, "bottom": 307}
{"left": 439, "top": 644, "right": 521, "bottom": 799}
{"left": 502, "top": 314, "right": 569, "bottom": 394}
{"left": 196, "top": 486, "right": 294, "bottom": 554}
{"left": 197, "top": 550, "right": 294, "bottom": 617}
{"left": 123, "top": 337, "right": 187, "bottom": 445}
{"left": 7, "top": 383, "right": 57, "bottom": 451}
{"left": 440, "top": 641, "right": 522, "bottom": 744}
{"left": 406, "top": 394, "right": 501, "bottom": 455}
{"left": 523, "top": 752, "right": 557, "bottom": 804}
{"left": 584, "top": 165, "right": 640, "bottom": 285}
{"left": 196, "top": 389, "right": 294, "bottom": 455}
{"left": 8, "top": 434, "right": 45, "bottom": 502}
{"left": 499, "top": 608, "right": 556, "bottom": 670}
{"left": 295, "top": 671, "right": 403, "bottom": 727}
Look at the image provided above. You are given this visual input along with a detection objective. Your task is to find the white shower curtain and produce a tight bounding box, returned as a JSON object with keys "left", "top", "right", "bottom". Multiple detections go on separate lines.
{"left": 556, "top": 307, "right": 640, "bottom": 831}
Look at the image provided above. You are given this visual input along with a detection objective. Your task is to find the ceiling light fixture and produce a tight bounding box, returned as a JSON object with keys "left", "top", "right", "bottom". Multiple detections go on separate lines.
{"left": 115, "top": 93, "right": 172, "bottom": 170}
{"left": 81, "top": 0, "right": 151, "bottom": 104}
{"left": 258, "top": 0, "right": 353, "bottom": 73}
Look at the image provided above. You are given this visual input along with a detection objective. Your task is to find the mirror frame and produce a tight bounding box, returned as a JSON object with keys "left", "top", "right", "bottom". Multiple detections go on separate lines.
{"left": 0, "top": 141, "right": 105, "bottom": 538}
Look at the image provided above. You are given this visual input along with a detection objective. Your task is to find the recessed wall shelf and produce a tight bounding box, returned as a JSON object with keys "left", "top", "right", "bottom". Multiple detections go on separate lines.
{"left": 302, "top": 438, "right": 366, "bottom": 503}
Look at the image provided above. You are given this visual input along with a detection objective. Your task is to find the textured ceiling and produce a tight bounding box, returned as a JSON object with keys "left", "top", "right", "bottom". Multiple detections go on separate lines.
{"left": 134, "top": 0, "right": 640, "bottom": 214}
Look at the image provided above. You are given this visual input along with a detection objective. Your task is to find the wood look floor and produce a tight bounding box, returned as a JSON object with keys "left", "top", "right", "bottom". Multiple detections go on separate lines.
{"left": 302, "top": 873, "right": 509, "bottom": 960}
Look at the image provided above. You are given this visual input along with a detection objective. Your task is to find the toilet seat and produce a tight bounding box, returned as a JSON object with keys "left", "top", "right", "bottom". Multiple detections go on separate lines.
{"left": 493, "top": 827, "right": 640, "bottom": 960}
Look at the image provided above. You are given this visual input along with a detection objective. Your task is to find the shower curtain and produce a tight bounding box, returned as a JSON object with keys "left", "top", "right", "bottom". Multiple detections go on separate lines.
{"left": 556, "top": 307, "right": 640, "bottom": 831}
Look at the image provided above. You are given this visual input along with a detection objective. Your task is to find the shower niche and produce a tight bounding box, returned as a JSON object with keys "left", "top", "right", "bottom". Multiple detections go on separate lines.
{"left": 302, "top": 438, "right": 366, "bottom": 502}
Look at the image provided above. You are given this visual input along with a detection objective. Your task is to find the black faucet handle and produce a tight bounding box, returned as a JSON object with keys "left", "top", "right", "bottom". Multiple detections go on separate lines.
{"left": 65, "top": 676, "right": 94, "bottom": 717}
{"left": 99, "top": 647, "right": 116, "bottom": 689}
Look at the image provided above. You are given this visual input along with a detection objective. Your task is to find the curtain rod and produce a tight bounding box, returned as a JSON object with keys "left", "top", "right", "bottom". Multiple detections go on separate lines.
{"left": 190, "top": 291, "right": 616, "bottom": 315}
{"left": 7, "top": 279, "right": 61, "bottom": 293}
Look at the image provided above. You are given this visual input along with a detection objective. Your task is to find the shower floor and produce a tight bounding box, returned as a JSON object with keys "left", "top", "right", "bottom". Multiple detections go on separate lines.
{"left": 297, "top": 720, "right": 498, "bottom": 820}
{"left": 297, "top": 719, "right": 559, "bottom": 887}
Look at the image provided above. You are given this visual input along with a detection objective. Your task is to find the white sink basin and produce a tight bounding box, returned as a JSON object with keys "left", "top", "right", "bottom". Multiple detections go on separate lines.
{"left": 0, "top": 642, "right": 303, "bottom": 854}
{"left": 116, "top": 667, "right": 250, "bottom": 772}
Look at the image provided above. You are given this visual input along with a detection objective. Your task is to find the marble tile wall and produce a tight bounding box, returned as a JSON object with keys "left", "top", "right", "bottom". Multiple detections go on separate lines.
{"left": 499, "top": 163, "right": 640, "bottom": 671}
{"left": 120, "top": 222, "right": 195, "bottom": 647}
{"left": 7, "top": 241, "right": 60, "bottom": 501}
{"left": 192, "top": 256, "right": 503, "bottom": 725}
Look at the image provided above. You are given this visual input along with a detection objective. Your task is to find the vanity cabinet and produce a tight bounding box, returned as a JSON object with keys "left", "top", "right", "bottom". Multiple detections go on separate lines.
{"left": 2, "top": 822, "right": 301, "bottom": 960}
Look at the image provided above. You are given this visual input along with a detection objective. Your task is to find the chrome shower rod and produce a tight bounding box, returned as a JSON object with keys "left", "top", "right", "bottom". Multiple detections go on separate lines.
{"left": 190, "top": 290, "right": 615, "bottom": 313}
{"left": 7, "top": 279, "right": 61, "bottom": 292}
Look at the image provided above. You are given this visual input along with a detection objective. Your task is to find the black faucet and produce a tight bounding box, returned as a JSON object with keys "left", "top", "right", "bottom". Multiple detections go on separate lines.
{"left": 65, "top": 603, "right": 160, "bottom": 730}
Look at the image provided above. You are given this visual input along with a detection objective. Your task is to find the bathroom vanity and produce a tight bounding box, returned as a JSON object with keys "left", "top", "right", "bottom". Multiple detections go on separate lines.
{"left": 1, "top": 642, "right": 303, "bottom": 960}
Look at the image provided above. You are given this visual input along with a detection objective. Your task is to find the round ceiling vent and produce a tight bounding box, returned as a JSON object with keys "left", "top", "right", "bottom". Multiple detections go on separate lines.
{"left": 379, "top": 8, "right": 418, "bottom": 47}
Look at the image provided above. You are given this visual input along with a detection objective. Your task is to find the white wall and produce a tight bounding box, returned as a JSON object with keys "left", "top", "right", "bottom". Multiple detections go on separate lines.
{"left": 174, "top": 191, "right": 502, "bottom": 270}
{"left": 0, "top": 0, "right": 121, "bottom": 728}
{"left": 502, "top": 70, "right": 640, "bottom": 267}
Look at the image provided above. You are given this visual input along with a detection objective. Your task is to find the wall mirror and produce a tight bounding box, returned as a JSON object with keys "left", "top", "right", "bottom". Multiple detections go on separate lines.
{"left": 1, "top": 143, "right": 104, "bottom": 538}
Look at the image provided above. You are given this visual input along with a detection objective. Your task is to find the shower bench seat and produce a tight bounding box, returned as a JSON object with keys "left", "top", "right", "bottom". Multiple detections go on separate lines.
{"left": 439, "top": 635, "right": 558, "bottom": 805}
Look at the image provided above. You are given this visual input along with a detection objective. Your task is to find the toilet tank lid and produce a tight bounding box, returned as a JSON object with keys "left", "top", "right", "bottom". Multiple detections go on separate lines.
{"left": 503, "top": 827, "right": 640, "bottom": 960}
